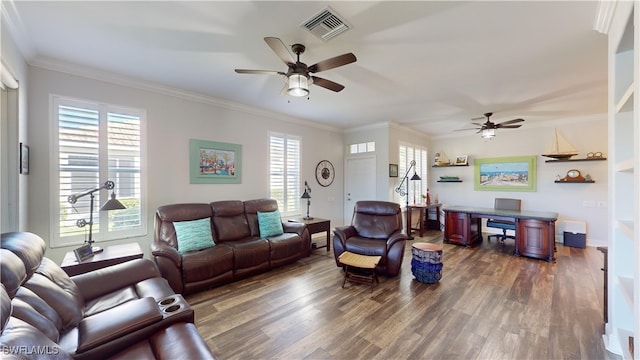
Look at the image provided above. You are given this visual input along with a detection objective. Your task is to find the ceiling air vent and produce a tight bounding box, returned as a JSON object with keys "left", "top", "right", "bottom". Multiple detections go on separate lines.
{"left": 301, "top": 7, "right": 351, "bottom": 41}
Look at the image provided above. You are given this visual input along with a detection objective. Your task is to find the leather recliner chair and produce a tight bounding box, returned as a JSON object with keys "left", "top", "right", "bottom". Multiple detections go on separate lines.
{"left": 333, "top": 201, "right": 408, "bottom": 276}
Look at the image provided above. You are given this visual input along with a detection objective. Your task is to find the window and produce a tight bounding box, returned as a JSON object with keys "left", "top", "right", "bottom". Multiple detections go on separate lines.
{"left": 349, "top": 141, "right": 375, "bottom": 154}
{"left": 269, "top": 133, "right": 300, "bottom": 215}
{"left": 398, "top": 144, "right": 428, "bottom": 204}
{"left": 51, "top": 97, "right": 146, "bottom": 247}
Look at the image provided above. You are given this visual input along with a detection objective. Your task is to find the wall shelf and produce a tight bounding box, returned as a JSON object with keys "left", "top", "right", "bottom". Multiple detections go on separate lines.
{"left": 437, "top": 180, "right": 463, "bottom": 183}
{"left": 544, "top": 157, "right": 607, "bottom": 163}
{"left": 554, "top": 180, "right": 595, "bottom": 183}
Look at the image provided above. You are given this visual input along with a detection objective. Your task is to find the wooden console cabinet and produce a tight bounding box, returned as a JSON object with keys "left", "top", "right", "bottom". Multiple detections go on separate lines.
{"left": 443, "top": 206, "right": 558, "bottom": 262}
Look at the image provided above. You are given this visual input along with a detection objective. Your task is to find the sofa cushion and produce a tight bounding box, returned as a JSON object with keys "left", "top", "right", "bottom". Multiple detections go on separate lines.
{"left": 257, "top": 210, "right": 284, "bottom": 238}
{"left": 174, "top": 218, "right": 215, "bottom": 254}
{"left": 210, "top": 200, "right": 250, "bottom": 241}
{"left": 181, "top": 244, "right": 234, "bottom": 283}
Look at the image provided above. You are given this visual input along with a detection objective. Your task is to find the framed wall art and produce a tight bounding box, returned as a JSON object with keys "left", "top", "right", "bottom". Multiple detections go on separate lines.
{"left": 454, "top": 155, "right": 468, "bottom": 166}
{"left": 389, "top": 164, "right": 398, "bottom": 177}
{"left": 474, "top": 155, "right": 537, "bottom": 192}
{"left": 190, "top": 139, "right": 242, "bottom": 184}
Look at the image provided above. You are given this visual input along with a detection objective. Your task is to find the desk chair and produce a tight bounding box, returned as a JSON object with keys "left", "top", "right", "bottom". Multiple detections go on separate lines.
{"left": 486, "top": 198, "right": 521, "bottom": 242}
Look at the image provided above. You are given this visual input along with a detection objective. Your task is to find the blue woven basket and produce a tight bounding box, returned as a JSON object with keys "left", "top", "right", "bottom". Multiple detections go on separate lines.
{"left": 411, "top": 259, "right": 443, "bottom": 283}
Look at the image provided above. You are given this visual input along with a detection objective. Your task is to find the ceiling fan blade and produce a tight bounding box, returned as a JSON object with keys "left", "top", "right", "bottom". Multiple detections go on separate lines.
{"left": 496, "top": 118, "right": 525, "bottom": 126}
{"left": 471, "top": 122, "right": 485, "bottom": 127}
{"left": 308, "top": 53, "right": 357, "bottom": 73}
{"left": 264, "top": 37, "right": 295, "bottom": 65}
{"left": 471, "top": 116, "right": 485, "bottom": 121}
{"left": 311, "top": 76, "right": 345, "bottom": 92}
{"left": 496, "top": 124, "right": 523, "bottom": 129}
{"left": 235, "top": 69, "right": 285, "bottom": 75}
{"left": 454, "top": 127, "right": 481, "bottom": 132}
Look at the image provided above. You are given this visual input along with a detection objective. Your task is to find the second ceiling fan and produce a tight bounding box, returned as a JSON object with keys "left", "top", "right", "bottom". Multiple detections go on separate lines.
{"left": 457, "top": 112, "right": 525, "bottom": 139}
{"left": 235, "top": 37, "right": 356, "bottom": 97}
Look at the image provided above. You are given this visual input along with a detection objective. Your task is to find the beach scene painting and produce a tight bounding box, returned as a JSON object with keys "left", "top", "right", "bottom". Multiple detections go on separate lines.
{"left": 474, "top": 156, "right": 536, "bottom": 192}
{"left": 190, "top": 139, "right": 242, "bottom": 184}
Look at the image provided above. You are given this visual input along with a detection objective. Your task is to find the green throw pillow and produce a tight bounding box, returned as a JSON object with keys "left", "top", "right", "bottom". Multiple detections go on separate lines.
{"left": 174, "top": 218, "right": 215, "bottom": 254}
{"left": 257, "top": 210, "right": 284, "bottom": 238}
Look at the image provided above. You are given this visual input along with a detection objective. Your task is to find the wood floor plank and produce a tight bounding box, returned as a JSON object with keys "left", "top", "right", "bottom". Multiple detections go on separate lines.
{"left": 188, "top": 231, "right": 606, "bottom": 359}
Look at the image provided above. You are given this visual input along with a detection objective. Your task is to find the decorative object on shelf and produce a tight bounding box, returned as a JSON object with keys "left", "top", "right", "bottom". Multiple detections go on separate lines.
{"left": 433, "top": 152, "right": 449, "bottom": 166}
{"left": 315, "top": 160, "right": 335, "bottom": 187}
{"left": 19, "top": 143, "right": 29, "bottom": 175}
{"left": 389, "top": 163, "right": 398, "bottom": 177}
{"left": 190, "top": 139, "right": 242, "bottom": 184}
{"left": 475, "top": 156, "right": 537, "bottom": 192}
{"left": 67, "top": 180, "right": 126, "bottom": 253}
{"left": 394, "top": 160, "right": 421, "bottom": 240}
{"left": 542, "top": 128, "right": 578, "bottom": 159}
{"left": 454, "top": 155, "right": 468, "bottom": 166}
{"left": 555, "top": 169, "right": 593, "bottom": 183}
{"left": 300, "top": 181, "right": 313, "bottom": 220}
{"left": 439, "top": 176, "right": 461, "bottom": 182}
{"left": 586, "top": 151, "right": 604, "bottom": 159}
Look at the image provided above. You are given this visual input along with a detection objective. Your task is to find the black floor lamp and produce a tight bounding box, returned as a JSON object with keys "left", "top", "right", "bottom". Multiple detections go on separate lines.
{"left": 395, "top": 160, "right": 421, "bottom": 240}
{"left": 301, "top": 181, "right": 313, "bottom": 220}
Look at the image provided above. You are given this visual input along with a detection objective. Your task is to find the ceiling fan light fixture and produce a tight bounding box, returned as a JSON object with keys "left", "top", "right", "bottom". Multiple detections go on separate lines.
{"left": 287, "top": 74, "right": 309, "bottom": 97}
{"left": 481, "top": 128, "right": 496, "bottom": 139}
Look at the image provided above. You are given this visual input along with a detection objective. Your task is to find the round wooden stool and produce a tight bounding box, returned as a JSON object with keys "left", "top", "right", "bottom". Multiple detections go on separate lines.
{"left": 411, "top": 243, "right": 443, "bottom": 284}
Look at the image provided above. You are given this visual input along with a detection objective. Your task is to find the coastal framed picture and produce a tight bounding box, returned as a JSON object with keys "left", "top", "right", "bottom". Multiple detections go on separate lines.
{"left": 474, "top": 156, "right": 536, "bottom": 192}
{"left": 190, "top": 139, "right": 242, "bottom": 184}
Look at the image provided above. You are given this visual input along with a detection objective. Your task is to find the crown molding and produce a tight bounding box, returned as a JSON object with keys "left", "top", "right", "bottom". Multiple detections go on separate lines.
{"left": 28, "top": 56, "right": 343, "bottom": 133}
{"left": 593, "top": 0, "right": 617, "bottom": 34}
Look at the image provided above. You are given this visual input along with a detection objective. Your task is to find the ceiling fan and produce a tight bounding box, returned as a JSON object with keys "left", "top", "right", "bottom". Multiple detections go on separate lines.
{"left": 456, "top": 112, "right": 525, "bottom": 139}
{"left": 234, "top": 37, "right": 356, "bottom": 97}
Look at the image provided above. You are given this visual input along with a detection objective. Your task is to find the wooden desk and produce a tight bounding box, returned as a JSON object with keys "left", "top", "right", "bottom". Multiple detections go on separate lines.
{"left": 288, "top": 218, "right": 331, "bottom": 251}
{"left": 443, "top": 206, "right": 558, "bottom": 262}
{"left": 407, "top": 203, "right": 442, "bottom": 237}
{"left": 60, "top": 242, "right": 143, "bottom": 276}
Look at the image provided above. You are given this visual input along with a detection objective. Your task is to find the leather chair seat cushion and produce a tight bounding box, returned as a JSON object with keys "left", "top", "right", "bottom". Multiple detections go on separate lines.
{"left": 344, "top": 236, "right": 387, "bottom": 257}
{"left": 83, "top": 287, "right": 138, "bottom": 317}
{"left": 268, "top": 233, "right": 302, "bottom": 260}
{"left": 224, "top": 239, "right": 270, "bottom": 269}
{"left": 181, "top": 244, "right": 234, "bottom": 283}
{"left": 1, "top": 317, "right": 72, "bottom": 360}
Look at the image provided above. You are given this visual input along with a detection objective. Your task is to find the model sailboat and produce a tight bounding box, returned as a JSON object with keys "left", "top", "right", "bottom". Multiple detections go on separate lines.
{"left": 542, "top": 129, "right": 578, "bottom": 159}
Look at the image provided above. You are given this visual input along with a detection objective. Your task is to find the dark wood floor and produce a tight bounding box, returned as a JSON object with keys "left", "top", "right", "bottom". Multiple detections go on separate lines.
{"left": 187, "top": 232, "right": 606, "bottom": 359}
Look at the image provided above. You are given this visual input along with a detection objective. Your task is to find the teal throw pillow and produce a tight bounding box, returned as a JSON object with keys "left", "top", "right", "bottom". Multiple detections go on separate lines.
{"left": 257, "top": 210, "right": 284, "bottom": 238}
{"left": 174, "top": 218, "right": 215, "bottom": 254}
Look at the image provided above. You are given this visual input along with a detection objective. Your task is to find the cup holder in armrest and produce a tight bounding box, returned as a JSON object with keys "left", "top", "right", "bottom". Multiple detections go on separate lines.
{"left": 156, "top": 295, "right": 194, "bottom": 322}
{"left": 159, "top": 297, "right": 177, "bottom": 306}
{"left": 164, "top": 304, "right": 182, "bottom": 313}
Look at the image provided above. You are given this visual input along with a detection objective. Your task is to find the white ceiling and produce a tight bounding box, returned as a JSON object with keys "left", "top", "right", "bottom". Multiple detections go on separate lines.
{"left": 3, "top": 1, "right": 608, "bottom": 137}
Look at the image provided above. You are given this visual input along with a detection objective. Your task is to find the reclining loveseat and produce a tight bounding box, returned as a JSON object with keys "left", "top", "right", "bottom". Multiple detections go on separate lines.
{"left": 0, "top": 231, "right": 215, "bottom": 359}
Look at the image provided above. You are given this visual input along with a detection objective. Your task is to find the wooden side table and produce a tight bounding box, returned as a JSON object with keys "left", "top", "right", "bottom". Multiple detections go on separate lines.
{"left": 288, "top": 217, "right": 331, "bottom": 251}
{"left": 407, "top": 203, "right": 442, "bottom": 237}
{"left": 60, "top": 242, "right": 143, "bottom": 276}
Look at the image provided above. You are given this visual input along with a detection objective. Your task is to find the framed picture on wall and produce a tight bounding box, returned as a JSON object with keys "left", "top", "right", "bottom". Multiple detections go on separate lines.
{"left": 189, "top": 139, "right": 242, "bottom": 184}
{"left": 454, "top": 155, "right": 468, "bottom": 166}
{"left": 474, "top": 155, "right": 537, "bottom": 192}
{"left": 389, "top": 164, "right": 398, "bottom": 177}
{"left": 20, "top": 143, "right": 29, "bottom": 175}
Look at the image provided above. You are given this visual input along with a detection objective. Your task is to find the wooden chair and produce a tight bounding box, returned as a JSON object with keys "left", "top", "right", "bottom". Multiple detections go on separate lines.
{"left": 486, "top": 198, "right": 521, "bottom": 242}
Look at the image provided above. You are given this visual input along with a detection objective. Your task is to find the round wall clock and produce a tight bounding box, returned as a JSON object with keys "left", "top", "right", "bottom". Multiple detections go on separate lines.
{"left": 315, "top": 160, "right": 335, "bottom": 187}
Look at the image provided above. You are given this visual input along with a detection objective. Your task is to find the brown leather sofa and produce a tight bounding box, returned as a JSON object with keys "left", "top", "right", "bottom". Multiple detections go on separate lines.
{"left": 0, "top": 232, "right": 215, "bottom": 359}
{"left": 333, "top": 201, "right": 408, "bottom": 276}
{"left": 152, "top": 198, "right": 311, "bottom": 294}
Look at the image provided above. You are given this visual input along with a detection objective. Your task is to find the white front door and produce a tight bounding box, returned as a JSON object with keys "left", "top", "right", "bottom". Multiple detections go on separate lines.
{"left": 344, "top": 155, "right": 376, "bottom": 225}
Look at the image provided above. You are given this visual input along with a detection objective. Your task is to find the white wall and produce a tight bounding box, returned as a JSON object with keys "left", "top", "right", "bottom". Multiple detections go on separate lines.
{"left": 27, "top": 66, "right": 345, "bottom": 262}
{"left": 429, "top": 119, "right": 608, "bottom": 246}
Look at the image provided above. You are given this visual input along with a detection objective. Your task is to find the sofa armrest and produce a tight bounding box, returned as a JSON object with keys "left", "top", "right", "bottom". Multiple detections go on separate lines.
{"left": 150, "top": 242, "right": 184, "bottom": 293}
{"left": 333, "top": 225, "right": 356, "bottom": 248}
{"left": 282, "top": 221, "right": 306, "bottom": 237}
{"left": 71, "top": 259, "right": 161, "bottom": 301}
{"left": 76, "top": 297, "right": 162, "bottom": 353}
{"left": 386, "top": 231, "right": 408, "bottom": 248}
{"left": 150, "top": 241, "right": 182, "bottom": 268}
